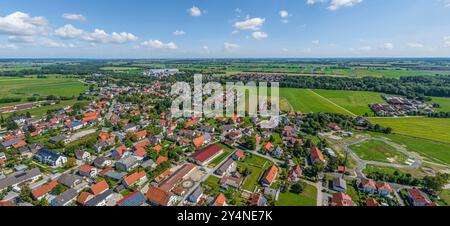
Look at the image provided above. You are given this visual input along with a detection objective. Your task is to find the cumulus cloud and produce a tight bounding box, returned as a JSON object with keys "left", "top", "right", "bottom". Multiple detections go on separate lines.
{"left": 188, "top": 6, "right": 203, "bottom": 17}
{"left": 328, "top": 0, "right": 363, "bottom": 11}
{"left": 280, "top": 10, "right": 289, "bottom": 18}
{"left": 140, "top": 40, "right": 177, "bottom": 49}
{"left": 62, "top": 13, "right": 87, "bottom": 22}
{"left": 224, "top": 42, "right": 240, "bottom": 51}
{"left": 306, "top": 0, "right": 327, "bottom": 4}
{"left": 173, "top": 30, "right": 186, "bottom": 36}
{"left": 0, "top": 11, "right": 49, "bottom": 36}
{"left": 54, "top": 25, "right": 137, "bottom": 44}
{"left": 234, "top": 17, "right": 265, "bottom": 30}
{"left": 55, "top": 24, "right": 83, "bottom": 39}
{"left": 251, "top": 31, "right": 268, "bottom": 40}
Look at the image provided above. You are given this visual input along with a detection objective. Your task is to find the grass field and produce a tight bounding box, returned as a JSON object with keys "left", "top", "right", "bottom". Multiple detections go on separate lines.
{"left": 237, "top": 154, "right": 272, "bottom": 192}
{"left": 349, "top": 139, "right": 409, "bottom": 164}
{"left": 275, "top": 183, "right": 317, "bottom": 206}
{"left": 429, "top": 97, "right": 450, "bottom": 112}
{"left": 362, "top": 164, "right": 428, "bottom": 178}
{"left": 368, "top": 132, "right": 450, "bottom": 165}
{"left": 0, "top": 76, "right": 87, "bottom": 107}
{"left": 368, "top": 117, "right": 450, "bottom": 143}
{"left": 313, "top": 90, "right": 385, "bottom": 116}
{"left": 279, "top": 88, "right": 354, "bottom": 115}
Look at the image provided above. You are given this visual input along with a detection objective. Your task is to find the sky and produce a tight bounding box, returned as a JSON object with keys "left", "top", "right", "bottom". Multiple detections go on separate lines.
{"left": 0, "top": 0, "right": 450, "bottom": 58}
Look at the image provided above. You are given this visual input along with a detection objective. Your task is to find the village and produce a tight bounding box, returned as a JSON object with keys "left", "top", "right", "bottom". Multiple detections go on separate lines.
{"left": 0, "top": 78, "right": 442, "bottom": 207}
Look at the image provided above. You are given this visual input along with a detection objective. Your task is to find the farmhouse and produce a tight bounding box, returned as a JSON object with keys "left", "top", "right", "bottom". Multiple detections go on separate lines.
{"left": 189, "top": 144, "right": 224, "bottom": 166}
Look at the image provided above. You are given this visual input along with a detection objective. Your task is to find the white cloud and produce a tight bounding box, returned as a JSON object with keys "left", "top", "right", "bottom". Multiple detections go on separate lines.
{"left": 280, "top": 10, "right": 289, "bottom": 18}
{"left": 312, "top": 40, "right": 320, "bottom": 45}
{"left": 306, "top": 0, "right": 327, "bottom": 4}
{"left": 251, "top": 31, "right": 268, "bottom": 40}
{"left": 224, "top": 42, "right": 240, "bottom": 51}
{"left": 231, "top": 30, "right": 239, "bottom": 35}
{"left": 62, "top": 13, "right": 87, "bottom": 22}
{"left": 173, "top": 30, "right": 186, "bottom": 36}
{"left": 0, "top": 11, "right": 49, "bottom": 36}
{"left": 39, "top": 38, "right": 76, "bottom": 48}
{"left": 55, "top": 24, "right": 83, "bottom": 39}
{"left": 0, "top": 43, "right": 18, "bottom": 50}
{"left": 381, "top": 42, "right": 394, "bottom": 50}
{"left": 328, "top": 0, "right": 363, "bottom": 11}
{"left": 407, "top": 43, "right": 424, "bottom": 48}
{"left": 111, "top": 32, "right": 138, "bottom": 43}
{"left": 8, "top": 35, "right": 35, "bottom": 43}
{"left": 140, "top": 40, "right": 177, "bottom": 49}
{"left": 234, "top": 17, "right": 265, "bottom": 30}
{"left": 188, "top": 6, "right": 203, "bottom": 17}
{"left": 444, "top": 36, "right": 450, "bottom": 48}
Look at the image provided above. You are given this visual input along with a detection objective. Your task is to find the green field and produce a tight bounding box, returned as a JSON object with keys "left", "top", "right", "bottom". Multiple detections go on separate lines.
{"left": 368, "top": 117, "right": 450, "bottom": 143}
{"left": 208, "top": 147, "right": 233, "bottom": 167}
{"left": 0, "top": 76, "right": 87, "bottom": 107}
{"left": 279, "top": 88, "right": 354, "bottom": 115}
{"left": 362, "top": 164, "right": 428, "bottom": 178}
{"left": 368, "top": 132, "right": 450, "bottom": 165}
{"left": 349, "top": 139, "right": 409, "bottom": 164}
{"left": 275, "top": 183, "right": 317, "bottom": 206}
{"left": 237, "top": 154, "right": 272, "bottom": 192}
{"left": 430, "top": 97, "right": 450, "bottom": 112}
{"left": 100, "top": 67, "right": 141, "bottom": 71}
{"left": 313, "top": 90, "right": 386, "bottom": 116}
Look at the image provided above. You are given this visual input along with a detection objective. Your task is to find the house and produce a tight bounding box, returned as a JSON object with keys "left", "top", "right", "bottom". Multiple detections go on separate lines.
{"left": 407, "top": 188, "right": 431, "bottom": 206}
{"left": 331, "top": 177, "right": 347, "bottom": 192}
{"left": 263, "top": 142, "right": 274, "bottom": 152}
{"left": 146, "top": 187, "right": 177, "bottom": 206}
{"left": 156, "top": 156, "right": 168, "bottom": 165}
{"left": 90, "top": 180, "right": 109, "bottom": 196}
{"left": 67, "top": 121, "right": 84, "bottom": 131}
{"left": 31, "top": 180, "right": 58, "bottom": 200}
{"left": 77, "top": 191, "right": 94, "bottom": 206}
{"left": 57, "top": 174, "right": 82, "bottom": 188}
{"left": 0, "top": 152, "right": 6, "bottom": 163}
{"left": 49, "top": 136, "right": 70, "bottom": 144}
{"left": 142, "top": 159, "right": 157, "bottom": 169}
{"left": 134, "top": 130, "right": 147, "bottom": 140}
{"left": 122, "top": 123, "right": 137, "bottom": 133}
{"left": 78, "top": 165, "right": 98, "bottom": 178}
{"left": 261, "top": 165, "right": 278, "bottom": 187}
{"left": 189, "top": 144, "right": 224, "bottom": 166}
{"left": 98, "top": 132, "right": 115, "bottom": 144}
{"left": 250, "top": 193, "right": 267, "bottom": 207}
{"left": 232, "top": 149, "right": 245, "bottom": 161}
{"left": 212, "top": 193, "right": 227, "bottom": 206}
{"left": 287, "top": 165, "right": 302, "bottom": 183}
{"left": 115, "top": 155, "right": 140, "bottom": 171}
{"left": 376, "top": 182, "right": 393, "bottom": 196}
{"left": 331, "top": 193, "right": 354, "bottom": 206}
{"left": 92, "top": 141, "right": 109, "bottom": 153}
{"left": 220, "top": 176, "right": 243, "bottom": 189}
{"left": 273, "top": 147, "right": 283, "bottom": 158}
{"left": 116, "top": 191, "right": 147, "bottom": 206}
{"left": 188, "top": 187, "right": 203, "bottom": 203}
{"left": 193, "top": 136, "right": 205, "bottom": 148}
{"left": 93, "top": 157, "right": 112, "bottom": 168}
{"left": 215, "top": 158, "right": 235, "bottom": 176}
{"left": 34, "top": 149, "right": 68, "bottom": 167}
{"left": 111, "top": 145, "right": 129, "bottom": 159}
{"left": 74, "top": 150, "right": 90, "bottom": 161}
{"left": 366, "top": 198, "right": 380, "bottom": 206}
{"left": 0, "top": 168, "right": 40, "bottom": 192}
{"left": 123, "top": 171, "right": 147, "bottom": 189}
{"left": 0, "top": 138, "right": 27, "bottom": 149}
{"left": 85, "top": 189, "right": 114, "bottom": 206}
{"left": 359, "top": 179, "right": 376, "bottom": 194}
{"left": 310, "top": 147, "right": 326, "bottom": 164}
{"left": 51, "top": 188, "right": 78, "bottom": 206}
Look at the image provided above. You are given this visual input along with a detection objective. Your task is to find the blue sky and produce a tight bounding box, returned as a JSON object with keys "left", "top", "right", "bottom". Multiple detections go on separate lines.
{"left": 0, "top": 0, "right": 450, "bottom": 58}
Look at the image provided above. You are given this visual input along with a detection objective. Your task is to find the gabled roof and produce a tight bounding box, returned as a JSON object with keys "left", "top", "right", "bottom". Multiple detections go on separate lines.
{"left": 116, "top": 191, "right": 147, "bottom": 206}
{"left": 31, "top": 180, "right": 58, "bottom": 199}
{"left": 156, "top": 156, "right": 168, "bottom": 165}
{"left": 213, "top": 193, "right": 226, "bottom": 206}
{"left": 262, "top": 165, "right": 278, "bottom": 185}
{"left": 331, "top": 192, "right": 354, "bottom": 206}
{"left": 124, "top": 171, "right": 146, "bottom": 186}
{"left": 359, "top": 179, "right": 376, "bottom": 190}
{"left": 146, "top": 187, "right": 174, "bottom": 206}
{"left": 191, "top": 144, "right": 223, "bottom": 163}
{"left": 310, "top": 147, "right": 325, "bottom": 163}
{"left": 376, "top": 182, "right": 393, "bottom": 193}
{"left": 366, "top": 198, "right": 380, "bottom": 206}
{"left": 90, "top": 180, "right": 109, "bottom": 196}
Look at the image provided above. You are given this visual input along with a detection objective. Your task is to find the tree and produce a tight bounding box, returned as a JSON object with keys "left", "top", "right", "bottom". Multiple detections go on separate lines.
{"left": 422, "top": 173, "right": 449, "bottom": 194}
{"left": 290, "top": 182, "right": 305, "bottom": 194}
{"left": 18, "top": 184, "right": 32, "bottom": 203}
{"left": 66, "top": 157, "right": 77, "bottom": 168}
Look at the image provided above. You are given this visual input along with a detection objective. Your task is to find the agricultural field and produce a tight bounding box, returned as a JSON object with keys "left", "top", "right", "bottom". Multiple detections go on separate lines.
{"left": 367, "top": 132, "right": 450, "bottom": 165}
{"left": 0, "top": 76, "right": 87, "bottom": 107}
{"left": 313, "top": 89, "right": 386, "bottom": 116}
{"left": 349, "top": 139, "right": 409, "bottom": 164}
{"left": 429, "top": 97, "right": 450, "bottom": 112}
{"left": 279, "top": 88, "right": 354, "bottom": 115}
{"left": 275, "top": 183, "right": 317, "bottom": 206}
{"left": 368, "top": 117, "right": 450, "bottom": 143}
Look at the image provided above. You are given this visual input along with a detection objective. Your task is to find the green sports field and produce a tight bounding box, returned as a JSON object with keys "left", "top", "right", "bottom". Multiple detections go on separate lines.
{"left": 368, "top": 117, "right": 450, "bottom": 143}
{"left": 349, "top": 139, "right": 409, "bottom": 164}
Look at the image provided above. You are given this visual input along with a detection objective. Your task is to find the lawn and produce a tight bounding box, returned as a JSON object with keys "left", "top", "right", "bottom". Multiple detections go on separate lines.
{"left": 362, "top": 164, "right": 427, "bottom": 178}
{"left": 237, "top": 162, "right": 264, "bottom": 192}
{"left": 0, "top": 76, "right": 87, "bottom": 107}
{"left": 349, "top": 139, "right": 409, "bottom": 164}
{"left": 429, "top": 97, "right": 450, "bottom": 112}
{"left": 279, "top": 88, "right": 354, "bottom": 115}
{"left": 368, "top": 117, "right": 450, "bottom": 143}
{"left": 243, "top": 153, "right": 270, "bottom": 168}
{"left": 204, "top": 175, "right": 221, "bottom": 191}
{"left": 208, "top": 149, "right": 233, "bottom": 167}
{"left": 368, "top": 132, "right": 450, "bottom": 165}
{"left": 313, "top": 89, "right": 386, "bottom": 116}
{"left": 439, "top": 190, "right": 450, "bottom": 206}
{"left": 275, "top": 183, "right": 317, "bottom": 206}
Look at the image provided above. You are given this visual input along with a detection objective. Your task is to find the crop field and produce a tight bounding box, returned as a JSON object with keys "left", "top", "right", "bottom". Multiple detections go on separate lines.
{"left": 313, "top": 89, "right": 386, "bottom": 116}
{"left": 279, "top": 88, "right": 354, "bottom": 115}
{"left": 368, "top": 132, "right": 450, "bottom": 165}
{"left": 0, "top": 76, "right": 87, "bottom": 107}
{"left": 349, "top": 139, "right": 409, "bottom": 164}
{"left": 368, "top": 117, "right": 450, "bottom": 143}
{"left": 275, "top": 183, "right": 317, "bottom": 206}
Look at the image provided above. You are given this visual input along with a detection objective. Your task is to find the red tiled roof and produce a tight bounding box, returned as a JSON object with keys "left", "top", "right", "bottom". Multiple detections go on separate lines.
{"left": 310, "top": 147, "right": 325, "bottom": 163}
{"left": 156, "top": 156, "right": 168, "bottom": 165}
{"left": 193, "top": 136, "right": 204, "bottom": 148}
{"left": 408, "top": 188, "right": 428, "bottom": 204}
{"left": 262, "top": 165, "right": 278, "bottom": 185}
{"left": 146, "top": 187, "right": 173, "bottom": 206}
{"left": 134, "top": 130, "right": 147, "bottom": 139}
{"left": 99, "top": 167, "right": 113, "bottom": 176}
{"left": 376, "top": 182, "right": 393, "bottom": 193}
{"left": 191, "top": 144, "right": 223, "bottom": 163}
{"left": 331, "top": 193, "right": 354, "bottom": 206}
{"left": 77, "top": 192, "right": 93, "bottom": 205}
{"left": 134, "top": 148, "right": 147, "bottom": 157}
{"left": 124, "top": 171, "right": 146, "bottom": 186}
{"left": 366, "top": 198, "right": 380, "bottom": 206}
{"left": 79, "top": 165, "right": 95, "bottom": 173}
{"left": 90, "top": 180, "right": 109, "bottom": 196}
{"left": 213, "top": 193, "right": 226, "bottom": 206}
{"left": 360, "top": 179, "right": 376, "bottom": 190}
{"left": 234, "top": 149, "right": 245, "bottom": 159}
{"left": 31, "top": 180, "right": 58, "bottom": 199}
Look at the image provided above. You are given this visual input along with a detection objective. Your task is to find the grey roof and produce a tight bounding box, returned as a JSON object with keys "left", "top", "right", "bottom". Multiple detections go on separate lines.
{"left": 215, "top": 158, "right": 234, "bottom": 175}
{"left": 52, "top": 188, "right": 78, "bottom": 206}
{"left": 333, "top": 177, "right": 347, "bottom": 190}
{"left": 141, "top": 159, "right": 157, "bottom": 169}
{"left": 85, "top": 189, "right": 113, "bottom": 206}
{"left": 93, "top": 156, "right": 109, "bottom": 165}
{"left": 115, "top": 156, "right": 139, "bottom": 168}
{"left": 105, "top": 171, "right": 127, "bottom": 181}
{"left": 57, "top": 174, "right": 81, "bottom": 188}
{"left": 0, "top": 138, "right": 23, "bottom": 148}
{"left": 35, "top": 149, "right": 65, "bottom": 162}
{"left": 49, "top": 136, "right": 68, "bottom": 143}
{"left": 0, "top": 168, "right": 42, "bottom": 190}
{"left": 190, "top": 187, "right": 203, "bottom": 199}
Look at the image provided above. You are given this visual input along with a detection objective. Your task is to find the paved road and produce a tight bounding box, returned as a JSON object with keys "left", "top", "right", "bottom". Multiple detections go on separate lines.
{"left": 70, "top": 128, "right": 97, "bottom": 142}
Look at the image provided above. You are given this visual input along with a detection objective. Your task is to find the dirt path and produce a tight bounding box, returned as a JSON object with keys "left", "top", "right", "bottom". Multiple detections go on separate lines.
{"left": 307, "top": 89, "right": 357, "bottom": 117}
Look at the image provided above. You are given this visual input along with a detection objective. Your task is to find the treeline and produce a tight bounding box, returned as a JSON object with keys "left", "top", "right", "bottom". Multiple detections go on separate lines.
{"left": 0, "top": 97, "right": 21, "bottom": 104}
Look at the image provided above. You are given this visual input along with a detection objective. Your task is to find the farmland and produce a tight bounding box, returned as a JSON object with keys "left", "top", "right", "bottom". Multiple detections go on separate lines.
{"left": 349, "top": 139, "right": 409, "bottom": 164}
{"left": 430, "top": 97, "right": 450, "bottom": 112}
{"left": 368, "top": 117, "right": 450, "bottom": 143}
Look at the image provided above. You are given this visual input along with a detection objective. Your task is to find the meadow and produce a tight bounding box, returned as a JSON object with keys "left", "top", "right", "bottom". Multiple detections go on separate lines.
{"left": 429, "top": 97, "right": 450, "bottom": 112}
{"left": 368, "top": 117, "right": 450, "bottom": 143}
{"left": 349, "top": 139, "right": 409, "bottom": 164}
{"left": 0, "top": 76, "right": 87, "bottom": 107}
{"left": 275, "top": 183, "right": 317, "bottom": 206}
